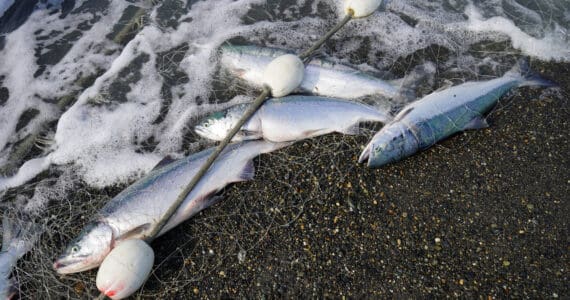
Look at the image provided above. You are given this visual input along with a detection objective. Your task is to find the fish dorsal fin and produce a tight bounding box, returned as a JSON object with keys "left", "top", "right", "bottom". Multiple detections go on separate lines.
{"left": 435, "top": 79, "right": 454, "bottom": 92}
{"left": 464, "top": 116, "right": 489, "bottom": 130}
{"left": 395, "top": 107, "right": 414, "bottom": 121}
{"left": 152, "top": 155, "right": 176, "bottom": 171}
{"left": 116, "top": 223, "right": 151, "bottom": 241}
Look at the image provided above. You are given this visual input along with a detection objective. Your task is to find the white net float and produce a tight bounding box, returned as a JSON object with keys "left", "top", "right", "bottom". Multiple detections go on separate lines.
{"left": 95, "top": 239, "right": 154, "bottom": 299}
{"left": 344, "top": 0, "right": 383, "bottom": 18}
{"left": 262, "top": 54, "right": 304, "bottom": 97}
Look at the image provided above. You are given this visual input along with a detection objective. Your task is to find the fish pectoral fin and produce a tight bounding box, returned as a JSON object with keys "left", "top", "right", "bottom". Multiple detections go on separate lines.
{"left": 238, "top": 160, "right": 255, "bottom": 181}
{"left": 152, "top": 155, "right": 176, "bottom": 171}
{"left": 116, "top": 223, "right": 151, "bottom": 241}
{"left": 463, "top": 117, "right": 489, "bottom": 130}
{"left": 236, "top": 130, "right": 262, "bottom": 141}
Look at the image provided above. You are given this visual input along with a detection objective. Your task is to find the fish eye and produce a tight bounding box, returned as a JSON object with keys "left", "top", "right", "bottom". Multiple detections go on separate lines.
{"left": 71, "top": 246, "right": 80, "bottom": 253}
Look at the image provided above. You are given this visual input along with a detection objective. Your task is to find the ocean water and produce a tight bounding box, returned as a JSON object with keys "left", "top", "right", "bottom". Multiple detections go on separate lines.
{"left": 0, "top": 0, "right": 568, "bottom": 297}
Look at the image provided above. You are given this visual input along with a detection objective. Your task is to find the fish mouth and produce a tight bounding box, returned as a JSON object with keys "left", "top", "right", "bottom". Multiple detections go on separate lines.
{"left": 194, "top": 126, "right": 211, "bottom": 139}
{"left": 53, "top": 258, "right": 75, "bottom": 274}
{"left": 53, "top": 256, "right": 93, "bottom": 274}
{"left": 194, "top": 126, "right": 223, "bottom": 140}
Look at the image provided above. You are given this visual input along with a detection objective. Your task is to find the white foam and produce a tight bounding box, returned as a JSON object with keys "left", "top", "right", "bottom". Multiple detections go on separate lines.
{"left": 0, "top": 157, "right": 50, "bottom": 191}
{"left": 0, "top": 1, "right": 127, "bottom": 151}
{"left": 48, "top": 0, "right": 272, "bottom": 187}
{"left": 465, "top": 4, "right": 570, "bottom": 62}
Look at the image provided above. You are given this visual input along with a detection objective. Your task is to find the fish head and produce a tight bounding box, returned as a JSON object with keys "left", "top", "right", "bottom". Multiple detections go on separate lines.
{"left": 365, "top": 123, "right": 419, "bottom": 167}
{"left": 53, "top": 222, "right": 114, "bottom": 274}
{"left": 195, "top": 105, "right": 245, "bottom": 141}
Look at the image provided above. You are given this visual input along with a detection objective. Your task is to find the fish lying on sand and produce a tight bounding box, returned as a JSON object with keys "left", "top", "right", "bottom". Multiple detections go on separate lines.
{"left": 195, "top": 95, "right": 392, "bottom": 143}
{"left": 53, "top": 140, "right": 288, "bottom": 274}
{"left": 220, "top": 44, "right": 402, "bottom": 100}
{"left": 359, "top": 60, "right": 556, "bottom": 168}
{"left": 1, "top": 215, "right": 39, "bottom": 300}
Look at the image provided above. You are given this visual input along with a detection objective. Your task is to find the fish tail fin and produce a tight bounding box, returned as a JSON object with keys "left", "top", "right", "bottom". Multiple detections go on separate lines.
{"left": 391, "top": 61, "right": 437, "bottom": 105}
{"left": 1, "top": 214, "right": 15, "bottom": 253}
{"left": 507, "top": 58, "right": 558, "bottom": 88}
{"left": 1, "top": 213, "right": 38, "bottom": 300}
{"left": 1, "top": 213, "right": 40, "bottom": 256}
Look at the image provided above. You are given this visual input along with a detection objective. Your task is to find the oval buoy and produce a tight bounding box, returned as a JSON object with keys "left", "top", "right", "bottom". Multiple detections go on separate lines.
{"left": 262, "top": 54, "right": 304, "bottom": 97}
{"left": 344, "top": 0, "right": 382, "bottom": 18}
{"left": 96, "top": 239, "right": 154, "bottom": 299}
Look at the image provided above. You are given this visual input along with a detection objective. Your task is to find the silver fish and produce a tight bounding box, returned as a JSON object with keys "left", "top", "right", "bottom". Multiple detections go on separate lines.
{"left": 359, "top": 60, "right": 556, "bottom": 167}
{"left": 53, "top": 140, "right": 287, "bottom": 274}
{"left": 194, "top": 96, "right": 392, "bottom": 143}
{"left": 220, "top": 44, "right": 400, "bottom": 100}
{"left": 1, "top": 215, "right": 39, "bottom": 300}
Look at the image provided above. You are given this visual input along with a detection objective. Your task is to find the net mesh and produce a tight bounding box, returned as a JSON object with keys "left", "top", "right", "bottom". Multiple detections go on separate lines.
{"left": 1, "top": 0, "right": 568, "bottom": 298}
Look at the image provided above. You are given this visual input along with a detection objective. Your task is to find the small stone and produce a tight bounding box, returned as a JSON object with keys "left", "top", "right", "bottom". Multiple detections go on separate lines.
{"left": 435, "top": 237, "right": 441, "bottom": 243}
{"left": 503, "top": 260, "right": 510, "bottom": 267}
{"left": 193, "top": 288, "right": 199, "bottom": 295}
{"left": 238, "top": 249, "right": 246, "bottom": 263}
{"left": 74, "top": 282, "right": 85, "bottom": 295}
